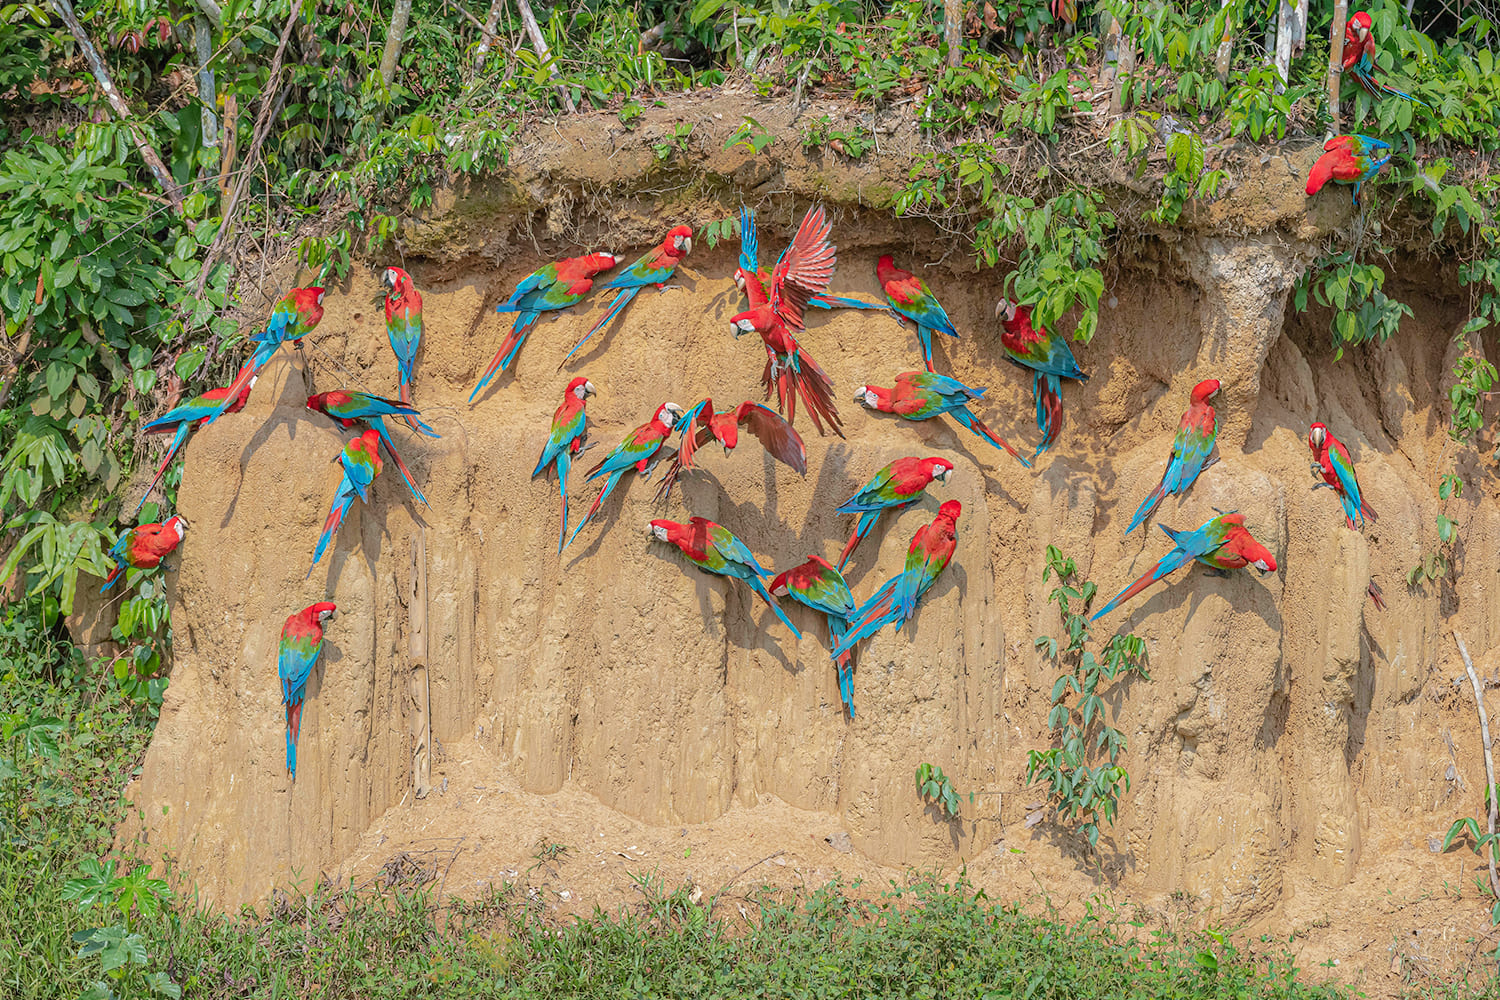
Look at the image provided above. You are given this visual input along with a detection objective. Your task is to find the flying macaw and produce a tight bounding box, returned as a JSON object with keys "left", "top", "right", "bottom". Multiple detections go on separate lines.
{"left": 473, "top": 252, "right": 618, "bottom": 396}
{"left": 769, "top": 555, "right": 859, "bottom": 717}
{"left": 1306, "top": 135, "right": 1391, "bottom": 209}
{"left": 729, "top": 205, "right": 845, "bottom": 438}
{"left": 305, "top": 391, "right": 437, "bottom": 507}
{"left": 102, "top": 515, "right": 188, "bottom": 591}
{"left": 835, "top": 456, "right": 954, "bottom": 571}
{"left": 567, "top": 402, "right": 686, "bottom": 548}
{"left": 655, "top": 398, "right": 807, "bottom": 503}
{"left": 309, "top": 429, "right": 383, "bottom": 574}
{"left": 830, "top": 500, "right": 962, "bottom": 658}
{"left": 279, "top": 601, "right": 337, "bottom": 781}
{"left": 1090, "top": 511, "right": 1278, "bottom": 621}
{"left": 380, "top": 267, "right": 424, "bottom": 431}
{"left": 1308, "top": 423, "right": 1378, "bottom": 530}
{"left": 534, "top": 376, "right": 596, "bottom": 552}
{"left": 132, "top": 365, "right": 257, "bottom": 518}
{"left": 1342, "top": 11, "right": 1428, "bottom": 107}
{"left": 1124, "top": 378, "right": 1221, "bottom": 535}
{"left": 206, "top": 286, "right": 325, "bottom": 424}
{"left": 854, "top": 371, "right": 1031, "bottom": 468}
{"left": 558, "top": 229, "right": 691, "bottom": 369}
{"left": 736, "top": 207, "right": 887, "bottom": 313}
{"left": 994, "top": 299, "right": 1089, "bottom": 459}
{"left": 876, "top": 255, "right": 960, "bottom": 374}
{"left": 648, "top": 516, "right": 801, "bottom": 638}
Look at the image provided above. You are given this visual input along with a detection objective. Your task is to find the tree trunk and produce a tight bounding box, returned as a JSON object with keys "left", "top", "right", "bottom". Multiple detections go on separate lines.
{"left": 514, "top": 0, "right": 575, "bottom": 113}
{"left": 193, "top": 14, "right": 219, "bottom": 171}
{"left": 379, "top": 0, "right": 413, "bottom": 87}
{"left": 943, "top": 0, "right": 962, "bottom": 68}
{"left": 475, "top": 0, "right": 504, "bottom": 69}
{"left": 1214, "top": 0, "right": 1233, "bottom": 83}
{"left": 1328, "top": 0, "right": 1348, "bottom": 135}
{"left": 48, "top": 0, "right": 183, "bottom": 211}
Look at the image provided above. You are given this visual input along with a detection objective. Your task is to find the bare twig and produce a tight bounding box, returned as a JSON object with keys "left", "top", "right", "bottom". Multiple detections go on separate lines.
{"left": 48, "top": 0, "right": 183, "bottom": 211}
{"left": 1328, "top": 0, "right": 1349, "bottom": 136}
{"left": 1455, "top": 631, "right": 1500, "bottom": 899}
{"left": 513, "top": 0, "right": 575, "bottom": 113}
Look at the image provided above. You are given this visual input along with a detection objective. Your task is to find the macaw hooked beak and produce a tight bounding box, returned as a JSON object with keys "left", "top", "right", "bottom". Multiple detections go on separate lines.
{"left": 723, "top": 444, "right": 733, "bottom": 458}
{"left": 730, "top": 322, "right": 745, "bottom": 338}
{"left": 682, "top": 237, "right": 693, "bottom": 255}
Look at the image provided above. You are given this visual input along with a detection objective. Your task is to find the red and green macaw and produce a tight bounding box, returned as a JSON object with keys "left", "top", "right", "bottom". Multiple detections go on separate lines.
{"left": 729, "top": 205, "right": 845, "bottom": 438}
{"left": 568, "top": 402, "right": 686, "bottom": 548}
{"left": 854, "top": 371, "right": 1030, "bottom": 468}
{"left": 1091, "top": 511, "right": 1278, "bottom": 621}
{"left": 1125, "top": 378, "right": 1220, "bottom": 535}
{"left": 835, "top": 456, "right": 954, "bottom": 571}
{"left": 305, "top": 390, "right": 436, "bottom": 508}
{"left": 655, "top": 398, "right": 806, "bottom": 504}
{"left": 207, "top": 286, "right": 325, "bottom": 424}
{"left": 830, "top": 500, "right": 962, "bottom": 659}
{"left": 534, "top": 376, "right": 596, "bottom": 552}
{"left": 648, "top": 516, "right": 801, "bottom": 638}
{"left": 876, "top": 255, "right": 960, "bottom": 374}
{"left": 310, "top": 429, "right": 383, "bottom": 574}
{"left": 1342, "top": 11, "right": 1428, "bottom": 107}
{"left": 132, "top": 365, "right": 256, "bottom": 518}
{"left": 1306, "top": 135, "right": 1391, "bottom": 209}
{"left": 380, "top": 267, "right": 424, "bottom": 431}
{"left": 279, "top": 601, "right": 336, "bottom": 780}
{"left": 559, "top": 229, "right": 691, "bottom": 369}
{"left": 102, "top": 515, "right": 188, "bottom": 591}
{"left": 769, "top": 555, "right": 859, "bottom": 717}
{"left": 995, "top": 298, "right": 1089, "bottom": 459}
{"left": 473, "top": 252, "right": 618, "bottom": 397}
{"left": 1308, "top": 423, "right": 1378, "bottom": 530}
{"left": 736, "top": 207, "right": 886, "bottom": 314}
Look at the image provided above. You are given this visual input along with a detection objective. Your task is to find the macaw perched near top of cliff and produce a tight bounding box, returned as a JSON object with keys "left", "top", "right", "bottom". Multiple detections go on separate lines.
{"left": 1124, "top": 378, "right": 1221, "bottom": 535}
{"left": 736, "top": 207, "right": 887, "bottom": 313}
{"left": 876, "top": 255, "right": 960, "bottom": 374}
{"left": 1306, "top": 135, "right": 1391, "bottom": 209}
{"left": 655, "top": 398, "right": 807, "bottom": 504}
{"left": 729, "top": 205, "right": 845, "bottom": 438}
{"left": 854, "top": 371, "right": 1031, "bottom": 468}
{"left": 279, "top": 601, "right": 336, "bottom": 781}
{"left": 830, "top": 499, "right": 961, "bottom": 659}
{"left": 770, "top": 555, "right": 860, "bottom": 717}
{"left": 1342, "top": 11, "right": 1428, "bottom": 108}
{"left": 102, "top": 515, "right": 188, "bottom": 591}
{"left": 132, "top": 365, "right": 257, "bottom": 518}
{"left": 309, "top": 428, "right": 383, "bottom": 575}
{"left": 648, "top": 516, "right": 801, "bottom": 639}
{"left": 473, "top": 252, "right": 619, "bottom": 397}
{"left": 835, "top": 455, "right": 954, "bottom": 571}
{"left": 994, "top": 298, "right": 1089, "bottom": 459}
{"left": 558, "top": 229, "right": 691, "bottom": 369}
{"left": 305, "top": 390, "right": 437, "bottom": 508}
{"left": 1090, "top": 511, "right": 1278, "bottom": 622}
{"left": 206, "top": 285, "right": 325, "bottom": 425}
{"left": 567, "top": 401, "right": 686, "bottom": 548}
{"left": 1308, "top": 423, "right": 1378, "bottom": 530}
{"left": 534, "top": 377, "right": 596, "bottom": 553}
{"left": 380, "top": 267, "right": 424, "bottom": 429}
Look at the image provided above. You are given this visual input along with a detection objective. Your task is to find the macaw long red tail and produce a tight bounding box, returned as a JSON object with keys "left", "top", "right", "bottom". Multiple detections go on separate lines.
{"left": 652, "top": 455, "right": 684, "bottom": 506}
{"left": 789, "top": 348, "right": 844, "bottom": 438}
{"left": 471, "top": 312, "right": 540, "bottom": 401}
{"left": 130, "top": 424, "right": 192, "bottom": 519}
{"left": 101, "top": 566, "right": 125, "bottom": 591}
{"left": 1342, "top": 493, "right": 1378, "bottom": 530}
{"left": 1089, "top": 547, "right": 1195, "bottom": 622}
{"left": 374, "top": 423, "right": 429, "bottom": 508}
{"left": 559, "top": 288, "right": 636, "bottom": 371}
{"left": 285, "top": 700, "right": 302, "bottom": 779}
{"left": 1033, "top": 372, "right": 1063, "bottom": 458}
{"left": 744, "top": 576, "right": 802, "bottom": 639}
{"left": 309, "top": 492, "right": 352, "bottom": 575}
{"left": 951, "top": 409, "right": 1031, "bottom": 469}
{"left": 837, "top": 510, "right": 882, "bottom": 571}
{"left": 831, "top": 577, "right": 900, "bottom": 658}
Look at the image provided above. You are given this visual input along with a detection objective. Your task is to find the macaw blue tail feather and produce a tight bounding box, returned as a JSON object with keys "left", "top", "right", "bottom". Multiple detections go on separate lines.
{"left": 829, "top": 616, "right": 855, "bottom": 717}
{"left": 832, "top": 577, "right": 900, "bottom": 658}
{"left": 567, "top": 470, "right": 622, "bottom": 547}
{"left": 1125, "top": 482, "right": 1166, "bottom": 537}
{"left": 1032, "top": 372, "right": 1064, "bottom": 459}
{"left": 131, "top": 423, "right": 191, "bottom": 519}
{"left": 951, "top": 407, "right": 1032, "bottom": 469}
{"left": 559, "top": 288, "right": 636, "bottom": 371}
{"left": 373, "top": 419, "right": 429, "bottom": 508}
{"left": 747, "top": 575, "right": 802, "bottom": 639}
{"left": 471, "top": 312, "right": 540, "bottom": 401}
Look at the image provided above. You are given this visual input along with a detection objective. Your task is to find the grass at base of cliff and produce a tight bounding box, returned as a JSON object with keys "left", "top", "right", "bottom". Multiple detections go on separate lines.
{"left": 3, "top": 631, "right": 1497, "bottom": 1000}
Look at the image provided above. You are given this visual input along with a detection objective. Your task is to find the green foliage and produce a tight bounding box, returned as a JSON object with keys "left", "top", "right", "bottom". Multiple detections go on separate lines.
{"left": 1449, "top": 341, "right": 1498, "bottom": 447}
{"left": 652, "top": 122, "right": 697, "bottom": 162}
{"left": 724, "top": 115, "right": 775, "bottom": 155}
{"left": 801, "top": 114, "right": 871, "bottom": 159}
{"left": 700, "top": 214, "right": 742, "bottom": 250}
{"left": 1028, "top": 546, "right": 1150, "bottom": 852}
{"left": 1407, "top": 515, "right": 1457, "bottom": 588}
{"left": 915, "top": 762, "right": 970, "bottom": 820}
{"left": 1443, "top": 811, "right": 1500, "bottom": 931}
{"left": 1293, "top": 251, "right": 1413, "bottom": 360}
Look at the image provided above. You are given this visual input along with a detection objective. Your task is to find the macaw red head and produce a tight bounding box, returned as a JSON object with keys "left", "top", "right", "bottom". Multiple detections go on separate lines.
{"left": 1308, "top": 422, "right": 1329, "bottom": 453}
{"left": 654, "top": 402, "right": 686, "bottom": 430}
{"left": 583, "top": 252, "right": 619, "bottom": 275}
{"left": 768, "top": 568, "right": 792, "bottom": 597}
{"left": 566, "top": 376, "right": 596, "bottom": 401}
{"left": 923, "top": 457, "right": 956, "bottom": 486}
{"left": 305, "top": 392, "right": 334, "bottom": 414}
{"left": 381, "top": 266, "right": 410, "bottom": 294}
{"left": 729, "top": 309, "right": 764, "bottom": 338}
{"left": 291, "top": 286, "right": 326, "bottom": 325}
{"left": 1190, "top": 378, "right": 1221, "bottom": 405}
{"left": 1347, "top": 10, "right": 1371, "bottom": 41}
{"left": 937, "top": 499, "right": 963, "bottom": 521}
{"left": 308, "top": 601, "right": 338, "bottom": 625}
{"left": 662, "top": 225, "right": 693, "bottom": 259}
{"left": 648, "top": 519, "right": 681, "bottom": 543}
{"left": 875, "top": 254, "right": 898, "bottom": 284}
{"left": 163, "top": 515, "right": 189, "bottom": 542}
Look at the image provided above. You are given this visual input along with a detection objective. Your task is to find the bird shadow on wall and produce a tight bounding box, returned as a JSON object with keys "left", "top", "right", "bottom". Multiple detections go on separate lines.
{"left": 223, "top": 383, "right": 319, "bottom": 529}
{"left": 1117, "top": 569, "right": 1284, "bottom": 637}
{"left": 567, "top": 273, "right": 702, "bottom": 371}
{"left": 314, "top": 492, "right": 396, "bottom": 595}
{"left": 644, "top": 545, "right": 792, "bottom": 670}
{"left": 566, "top": 481, "right": 645, "bottom": 566}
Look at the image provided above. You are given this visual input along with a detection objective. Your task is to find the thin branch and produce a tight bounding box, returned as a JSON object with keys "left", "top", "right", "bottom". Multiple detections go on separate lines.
{"left": 1455, "top": 631, "right": 1500, "bottom": 900}
{"left": 48, "top": 0, "right": 183, "bottom": 211}
{"left": 1328, "top": 0, "right": 1349, "bottom": 137}
{"left": 513, "top": 0, "right": 575, "bottom": 113}
{"left": 476, "top": 0, "right": 504, "bottom": 67}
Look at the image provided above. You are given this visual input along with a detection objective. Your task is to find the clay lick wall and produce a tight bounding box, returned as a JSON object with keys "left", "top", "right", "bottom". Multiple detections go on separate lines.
{"left": 121, "top": 187, "right": 1500, "bottom": 922}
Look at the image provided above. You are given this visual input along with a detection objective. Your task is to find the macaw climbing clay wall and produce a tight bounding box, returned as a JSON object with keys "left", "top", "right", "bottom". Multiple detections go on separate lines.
{"left": 120, "top": 98, "right": 1500, "bottom": 968}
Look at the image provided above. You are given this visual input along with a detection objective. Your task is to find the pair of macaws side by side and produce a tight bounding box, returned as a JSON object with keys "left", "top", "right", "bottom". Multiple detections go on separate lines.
{"left": 567, "top": 401, "right": 687, "bottom": 548}
{"left": 649, "top": 516, "right": 801, "bottom": 637}
{"left": 655, "top": 398, "right": 806, "bottom": 505}
{"left": 1308, "top": 423, "right": 1378, "bottom": 530}
{"left": 836, "top": 456, "right": 954, "bottom": 571}
{"left": 1091, "top": 511, "right": 1278, "bottom": 622}
{"left": 559, "top": 229, "right": 695, "bottom": 370}
{"left": 1341, "top": 11, "right": 1428, "bottom": 108}
{"left": 102, "top": 515, "right": 189, "bottom": 592}
{"left": 279, "top": 601, "right": 337, "bottom": 780}
{"left": 305, "top": 391, "right": 438, "bottom": 507}
{"left": 309, "top": 429, "right": 384, "bottom": 575}
{"left": 1306, "top": 134, "right": 1391, "bottom": 209}
{"left": 854, "top": 371, "right": 1030, "bottom": 469}
{"left": 206, "top": 285, "right": 326, "bottom": 425}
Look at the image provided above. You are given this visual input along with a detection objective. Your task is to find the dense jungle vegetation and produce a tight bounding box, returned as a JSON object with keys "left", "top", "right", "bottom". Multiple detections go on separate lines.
{"left": 4, "top": 1, "right": 1500, "bottom": 996}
